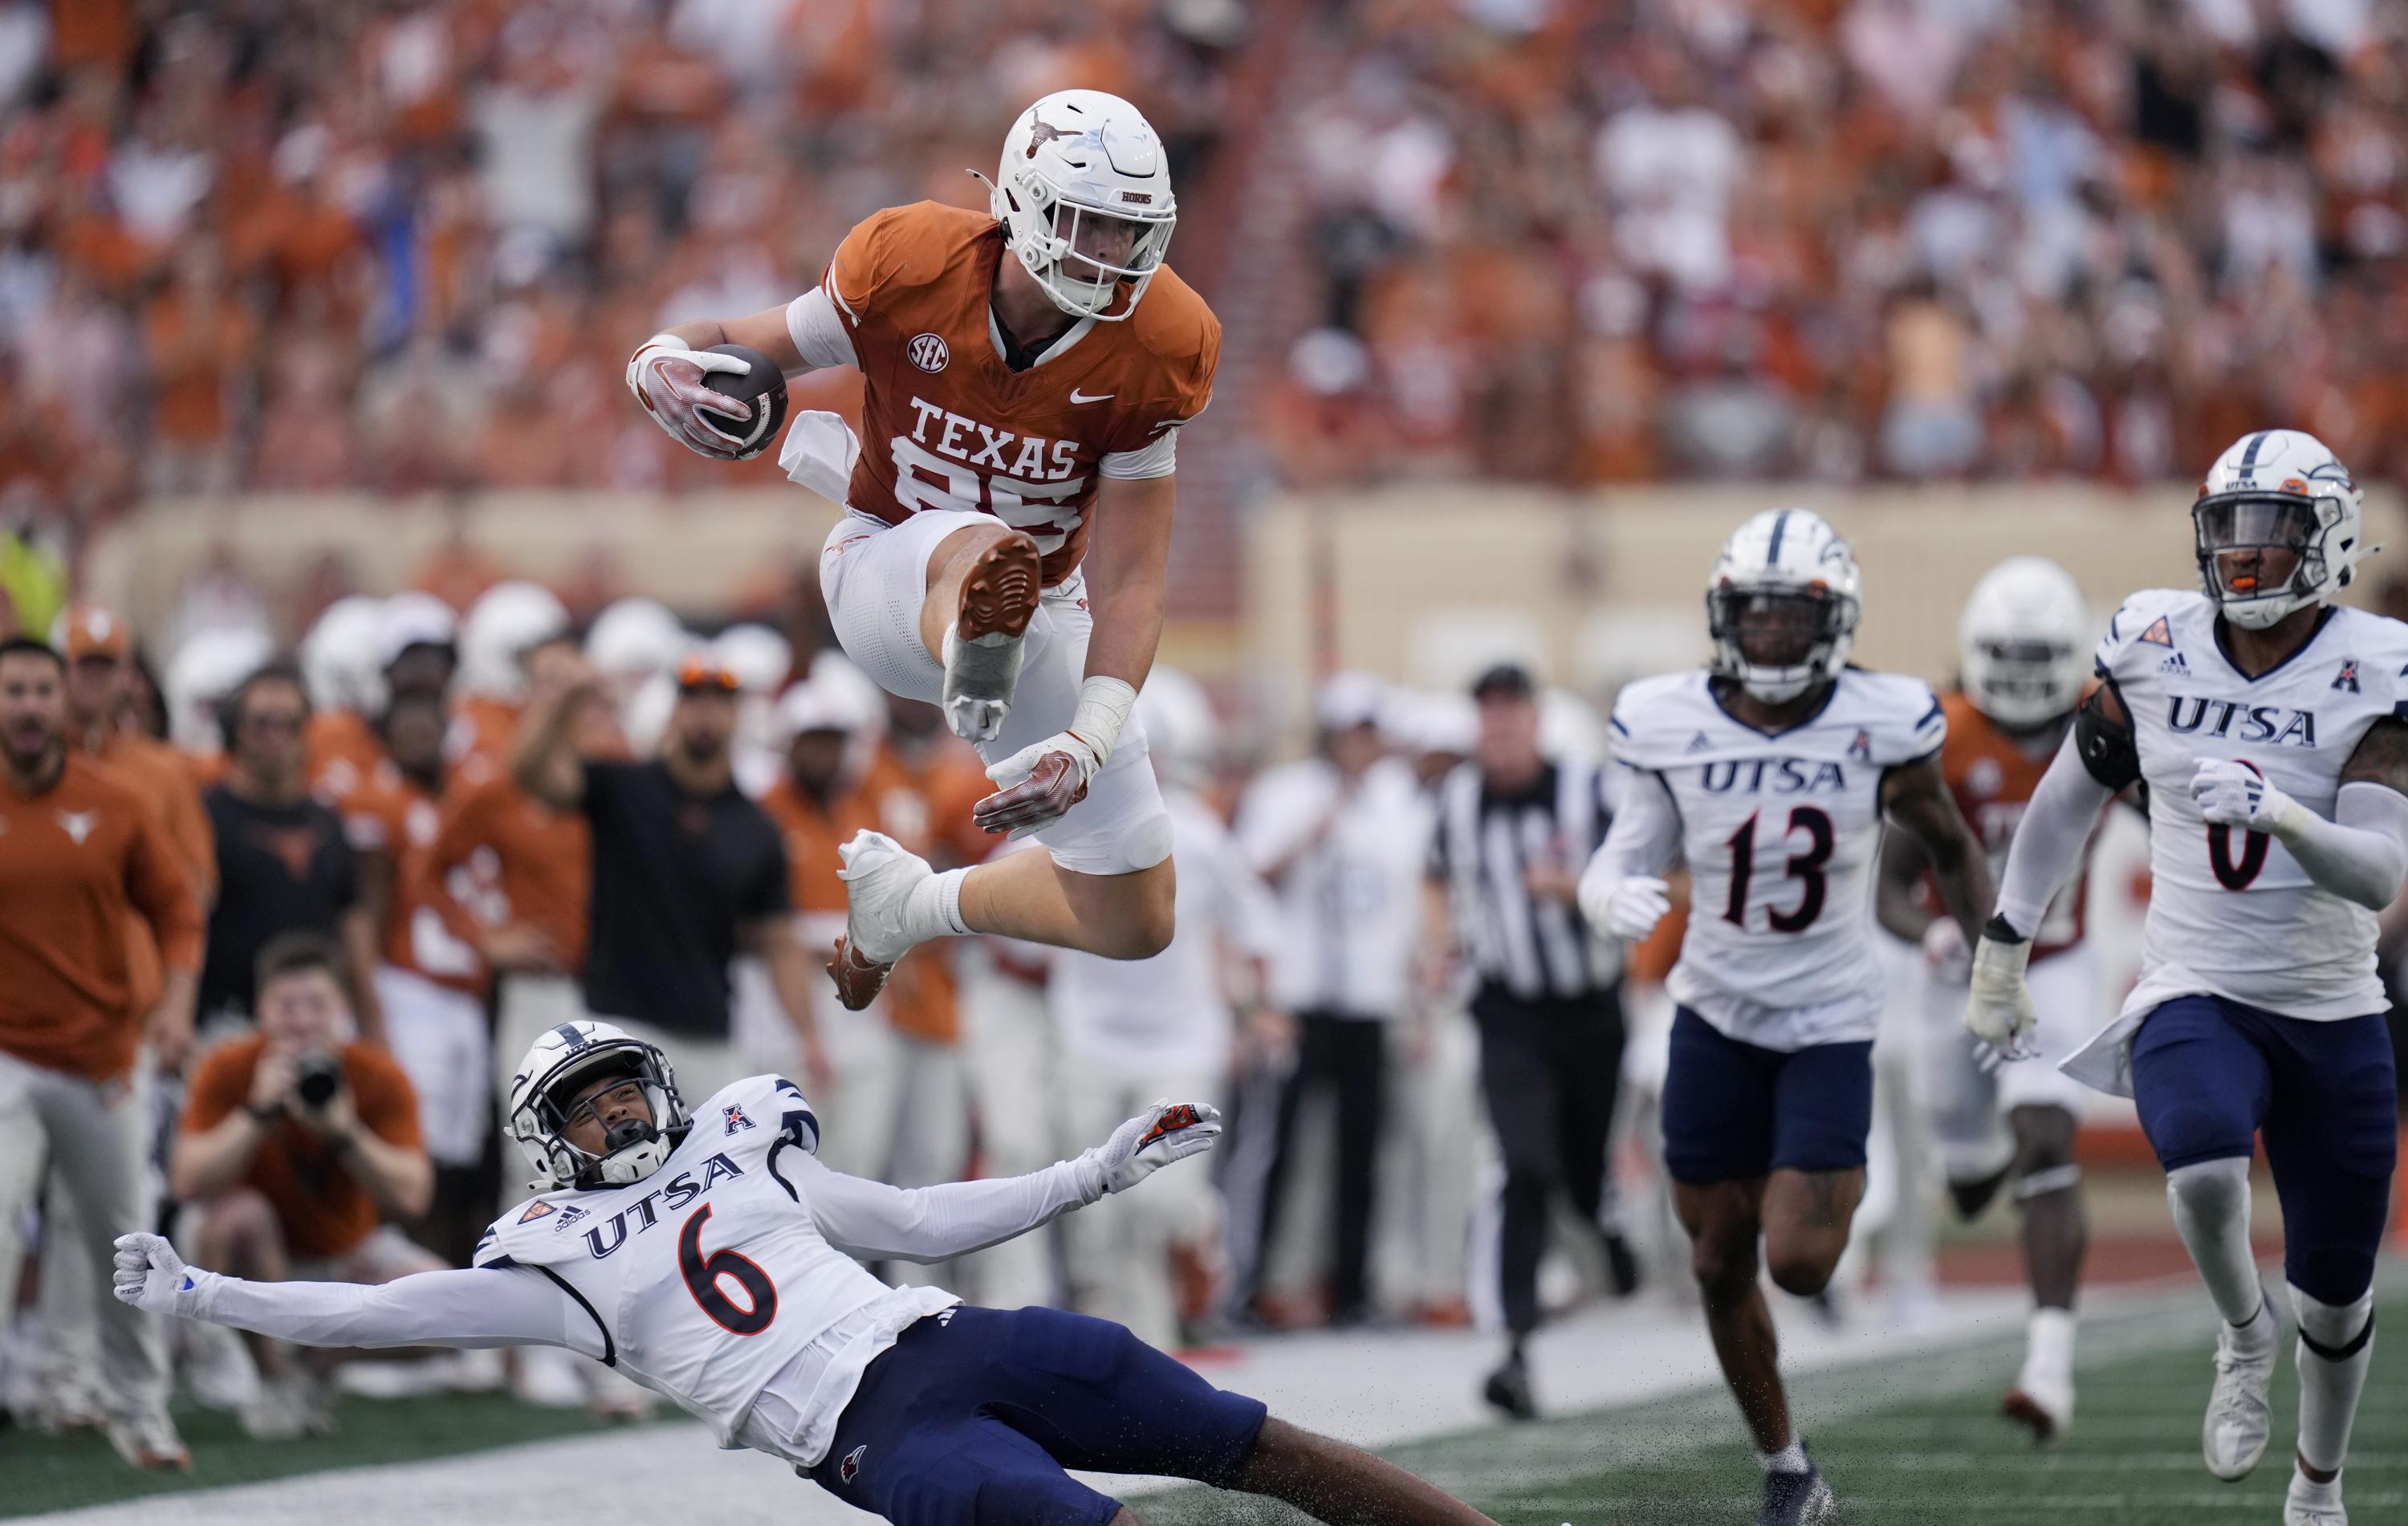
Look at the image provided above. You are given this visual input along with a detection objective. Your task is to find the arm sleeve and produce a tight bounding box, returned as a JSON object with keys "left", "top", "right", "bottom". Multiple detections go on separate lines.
{"left": 1585, "top": 765, "right": 1682, "bottom": 881}
{"left": 783, "top": 287, "right": 859, "bottom": 372}
{"left": 2271, "top": 781, "right": 2408, "bottom": 911}
{"left": 1097, "top": 429, "right": 1178, "bottom": 481}
{"left": 791, "top": 1151, "right": 1100, "bottom": 1264}
{"left": 1992, "top": 735, "right": 2117, "bottom": 938}
{"left": 194, "top": 1266, "right": 599, "bottom": 1357}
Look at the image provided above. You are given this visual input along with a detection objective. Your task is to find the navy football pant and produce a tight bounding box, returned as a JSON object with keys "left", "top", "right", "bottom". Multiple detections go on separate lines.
{"left": 812, "top": 1304, "right": 1269, "bottom": 1526}
{"left": 2131, "top": 995, "right": 2397, "bottom": 1306}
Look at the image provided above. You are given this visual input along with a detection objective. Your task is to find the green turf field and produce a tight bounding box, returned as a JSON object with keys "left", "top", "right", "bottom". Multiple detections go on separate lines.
{"left": 0, "top": 1390, "right": 661, "bottom": 1518}
{"left": 1135, "top": 1291, "right": 2408, "bottom": 1526}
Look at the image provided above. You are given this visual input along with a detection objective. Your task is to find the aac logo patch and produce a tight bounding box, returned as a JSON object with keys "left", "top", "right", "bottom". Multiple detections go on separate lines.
{"left": 840, "top": 1443, "right": 868, "bottom": 1483}
{"left": 518, "top": 1200, "right": 556, "bottom": 1224}
{"left": 908, "top": 332, "right": 948, "bottom": 373}
{"left": 2334, "top": 659, "right": 2361, "bottom": 694}
{"left": 722, "top": 1103, "right": 758, "bottom": 1135}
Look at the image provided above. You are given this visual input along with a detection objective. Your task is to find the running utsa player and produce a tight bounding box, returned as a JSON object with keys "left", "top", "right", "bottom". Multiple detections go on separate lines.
{"left": 1577, "top": 508, "right": 1995, "bottom": 1526}
{"left": 1969, "top": 430, "right": 2403, "bottom": 1526}
{"left": 1877, "top": 555, "right": 2103, "bottom": 1443}
{"left": 627, "top": 90, "right": 1217, "bottom": 1010}
{"left": 117, "top": 1020, "right": 1492, "bottom": 1526}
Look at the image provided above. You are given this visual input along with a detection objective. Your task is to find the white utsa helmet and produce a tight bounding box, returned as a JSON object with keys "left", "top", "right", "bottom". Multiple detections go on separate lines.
{"left": 1959, "top": 556, "right": 2091, "bottom": 729}
{"left": 461, "top": 581, "right": 569, "bottom": 700}
{"left": 2192, "top": 428, "right": 2377, "bottom": 630}
{"left": 985, "top": 90, "right": 1177, "bottom": 321}
{"left": 299, "top": 596, "right": 384, "bottom": 713}
{"left": 506, "top": 1019, "right": 689, "bottom": 1192}
{"left": 165, "top": 626, "right": 276, "bottom": 755}
{"left": 1133, "top": 666, "right": 1212, "bottom": 787}
{"left": 586, "top": 597, "right": 689, "bottom": 684}
{"left": 1706, "top": 507, "right": 1862, "bottom": 704}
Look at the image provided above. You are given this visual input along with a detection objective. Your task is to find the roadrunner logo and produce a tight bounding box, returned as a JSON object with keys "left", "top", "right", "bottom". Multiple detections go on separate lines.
{"left": 840, "top": 1444, "right": 868, "bottom": 1483}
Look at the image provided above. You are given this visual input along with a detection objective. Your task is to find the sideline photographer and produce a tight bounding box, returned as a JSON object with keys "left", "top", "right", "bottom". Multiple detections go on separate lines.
{"left": 173, "top": 932, "right": 434, "bottom": 1438}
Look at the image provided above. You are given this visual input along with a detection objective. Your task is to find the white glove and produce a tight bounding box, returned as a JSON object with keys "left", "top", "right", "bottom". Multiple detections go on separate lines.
{"left": 973, "top": 731, "right": 1106, "bottom": 839}
{"left": 1577, "top": 866, "right": 1672, "bottom": 942}
{"left": 1081, "top": 1100, "right": 1224, "bottom": 1199}
{"left": 626, "top": 335, "right": 755, "bottom": 459}
{"left": 2190, "top": 759, "right": 2298, "bottom": 834}
{"left": 1965, "top": 929, "right": 2040, "bottom": 1061}
{"left": 112, "top": 1232, "right": 213, "bottom": 1318}
{"left": 1921, "top": 916, "right": 1972, "bottom": 986}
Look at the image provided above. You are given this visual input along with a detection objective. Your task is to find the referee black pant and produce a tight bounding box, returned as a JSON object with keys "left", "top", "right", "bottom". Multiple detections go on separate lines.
{"left": 1472, "top": 984, "right": 1627, "bottom": 1338}
{"left": 1248, "top": 1010, "right": 1386, "bottom": 1323}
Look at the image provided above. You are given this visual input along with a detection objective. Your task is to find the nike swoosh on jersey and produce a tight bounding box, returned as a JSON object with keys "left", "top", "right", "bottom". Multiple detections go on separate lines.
{"left": 1069, "top": 389, "right": 1114, "bottom": 404}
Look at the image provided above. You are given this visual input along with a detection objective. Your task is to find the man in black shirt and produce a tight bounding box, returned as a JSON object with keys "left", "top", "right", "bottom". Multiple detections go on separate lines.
{"left": 201, "top": 665, "right": 384, "bottom": 1041}
{"left": 1426, "top": 664, "right": 1635, "bottom": 1420}
{"left": 515, "top": 649, "right": 827, "bottom": 1101}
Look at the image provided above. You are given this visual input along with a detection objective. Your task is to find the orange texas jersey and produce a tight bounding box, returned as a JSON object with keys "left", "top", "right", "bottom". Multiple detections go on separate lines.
{"left": 824, "top": 201, "right": 1221, "bottom": 587}
{"left": 1929, "top": 691, "right": 2091, "bottom": 958}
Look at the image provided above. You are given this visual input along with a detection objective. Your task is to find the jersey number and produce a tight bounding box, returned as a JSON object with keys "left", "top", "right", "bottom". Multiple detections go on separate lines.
{"left": 677, "top": 1204, "right": 777, "bottom": 1336}
{"left": 2207, "top": 824, "right": 2270, "bottom": 891}
{"left": 1723, "top": 806, "right": 1836, "bottom": 934}
{"left": 890, "top": 437, "right": 1086, "bottom": 555}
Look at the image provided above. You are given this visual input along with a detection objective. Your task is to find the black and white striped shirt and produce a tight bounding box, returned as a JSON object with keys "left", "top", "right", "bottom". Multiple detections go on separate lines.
{"left": 1430, "top": 757, "right": 1621, "bottom": 1002}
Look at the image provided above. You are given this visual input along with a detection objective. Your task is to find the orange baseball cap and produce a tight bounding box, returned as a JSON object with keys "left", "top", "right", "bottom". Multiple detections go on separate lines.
{"left": 57, "top": 604, "right": 130, "bottom": 661}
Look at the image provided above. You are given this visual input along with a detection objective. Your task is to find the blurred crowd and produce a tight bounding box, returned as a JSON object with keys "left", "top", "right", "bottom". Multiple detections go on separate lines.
{"left": 0, "top": 0, "right": 1246, "bottom": 541}
{"left": 1263, "top": 0, "right": 2408, "bottom": 489}
{"left": 1, "top": 572, "right": 1668, "bottom": 1462}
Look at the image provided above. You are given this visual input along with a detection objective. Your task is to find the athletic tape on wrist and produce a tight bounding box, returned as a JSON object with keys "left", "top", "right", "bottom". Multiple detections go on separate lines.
{"left": 1068, "top": 676, "right": 1138, "bottom": 767}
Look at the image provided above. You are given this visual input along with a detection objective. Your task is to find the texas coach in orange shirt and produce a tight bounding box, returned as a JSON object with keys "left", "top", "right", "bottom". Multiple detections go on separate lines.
{"left": 0, "top": 636, "right": 204, "bottom": 1469}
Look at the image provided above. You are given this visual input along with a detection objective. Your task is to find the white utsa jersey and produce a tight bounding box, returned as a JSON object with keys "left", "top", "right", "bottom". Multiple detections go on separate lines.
{"left": 1610, "top": 668, "right": 1946, "bottom": 1050}
{"left": 2088, "top": 589, "right": 2404, "bottom": 1031}
{"left": 472, "top": 1074, "right": 954, "bottom": 1447}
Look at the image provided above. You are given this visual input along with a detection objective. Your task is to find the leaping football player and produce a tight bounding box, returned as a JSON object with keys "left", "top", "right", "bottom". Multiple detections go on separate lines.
{"left": 624, "top": 90, "right": 1216, "bottom": 1008}
{"left": 116, "top": 1021, "right": 1495, "bottom": 1526}
{"left": 1968, "top": 430, "right": 2403, "bottom": 1526}
{"left": 1875, "top": 555, "right": 2105, "bottom": 1443}
{"left": 1577, "top": 508, "right": 1996, "bottom": 1526}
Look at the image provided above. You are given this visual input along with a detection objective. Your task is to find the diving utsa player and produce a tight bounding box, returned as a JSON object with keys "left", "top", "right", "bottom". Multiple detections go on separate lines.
{"left": 1576, "top": 508, "right": 1995, "bottom": 1526}
{"left": 1875, "top": 555, "right": 2102, "bottom": 1442}
{"left": 1968, "top": 430, "right": 2404, "bottom": 1526}
{"left": 115, "top": 1020, "right": 1495, "bottom": 1526}
{"left": 626, "top": 89, "right": 1218, "bottom": 1010}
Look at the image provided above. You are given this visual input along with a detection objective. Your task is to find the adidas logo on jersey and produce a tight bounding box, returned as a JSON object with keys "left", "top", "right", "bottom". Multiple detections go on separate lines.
{"left": 1686, "top": 731, "right": 1711, "bottom": 754}
{"left": 552, "top": 1205, "right": 588, "bottom": 1234}
{"left": 2158, "top": 651, "right": 2190, "bottom": 675}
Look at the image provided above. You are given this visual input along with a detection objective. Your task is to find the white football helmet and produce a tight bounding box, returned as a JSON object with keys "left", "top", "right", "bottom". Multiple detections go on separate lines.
{"left": 1133, "top": 666, "right": 1212, "bottom": 787}
{"left": 461, "top": 582, "right": 569, "bottom": 701}
{"left": 165, "top": 627, "right": 277, "bottom": 755}
{"left": 986, "top": 90, "right": 1177, "bottom": 321}
{"left": 376, "top": 590, "right": 459, "bottom": 673}
{"left": 2192, "top": 429, "right": 2377, "bottom": 630}
{"left": 1959, "top": 556, "right": 2092, "bottom": 729}
{"left": 711, "top": 624, "right": 792, "bottom": 694}
{"left": 1706, "top": 508, "right": 1863, "bottom": 704}
{"left": 299, "top": 596, "right": 384, "bottom": 713}
{"left": 586, "top": 598, "right": 689, "bottom": 684}
{"left": 505, "top": 1019, "right": 689, "bottom": 1192}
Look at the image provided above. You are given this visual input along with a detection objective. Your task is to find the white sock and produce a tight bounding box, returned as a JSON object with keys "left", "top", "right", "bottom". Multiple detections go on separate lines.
{"left": 2166, "top": 1158, "right": 2266, "bottom": 1329}
{"left": 2289, "top": 1464, "right": 2344, "bottom": 1507}
{"left": 1758, "top": 1440, "right": 1808, "bottom": 1475}
{"left": 901, "top": 867, "right": 972, "bottom": 946}
{"left": 2025, "top": 1307, "right": 2076, "bottom": 1379}
{"left": 2289, "top": 1283, "right": 2375, "bottom": 1475}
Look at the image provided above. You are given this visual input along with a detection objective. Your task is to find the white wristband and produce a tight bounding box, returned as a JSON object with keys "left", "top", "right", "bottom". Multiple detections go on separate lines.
{"left": 1068, "top": 676, "right": 1139, "bottom": 769}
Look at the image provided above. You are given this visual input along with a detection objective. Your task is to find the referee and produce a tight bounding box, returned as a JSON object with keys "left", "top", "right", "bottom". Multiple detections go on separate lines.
{"left": 1426, "top": 663, "right": 1635, "bottom": 1420}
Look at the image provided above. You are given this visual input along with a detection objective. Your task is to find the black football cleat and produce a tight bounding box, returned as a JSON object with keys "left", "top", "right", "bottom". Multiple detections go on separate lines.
{"left": 1481, "top": 1354, "right": 1537, "bottom": 1422}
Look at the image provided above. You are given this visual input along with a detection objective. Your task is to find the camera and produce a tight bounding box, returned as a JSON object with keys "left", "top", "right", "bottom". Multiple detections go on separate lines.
{"left": 295, "top": 1054, "right": 344, "bottom": 1110}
